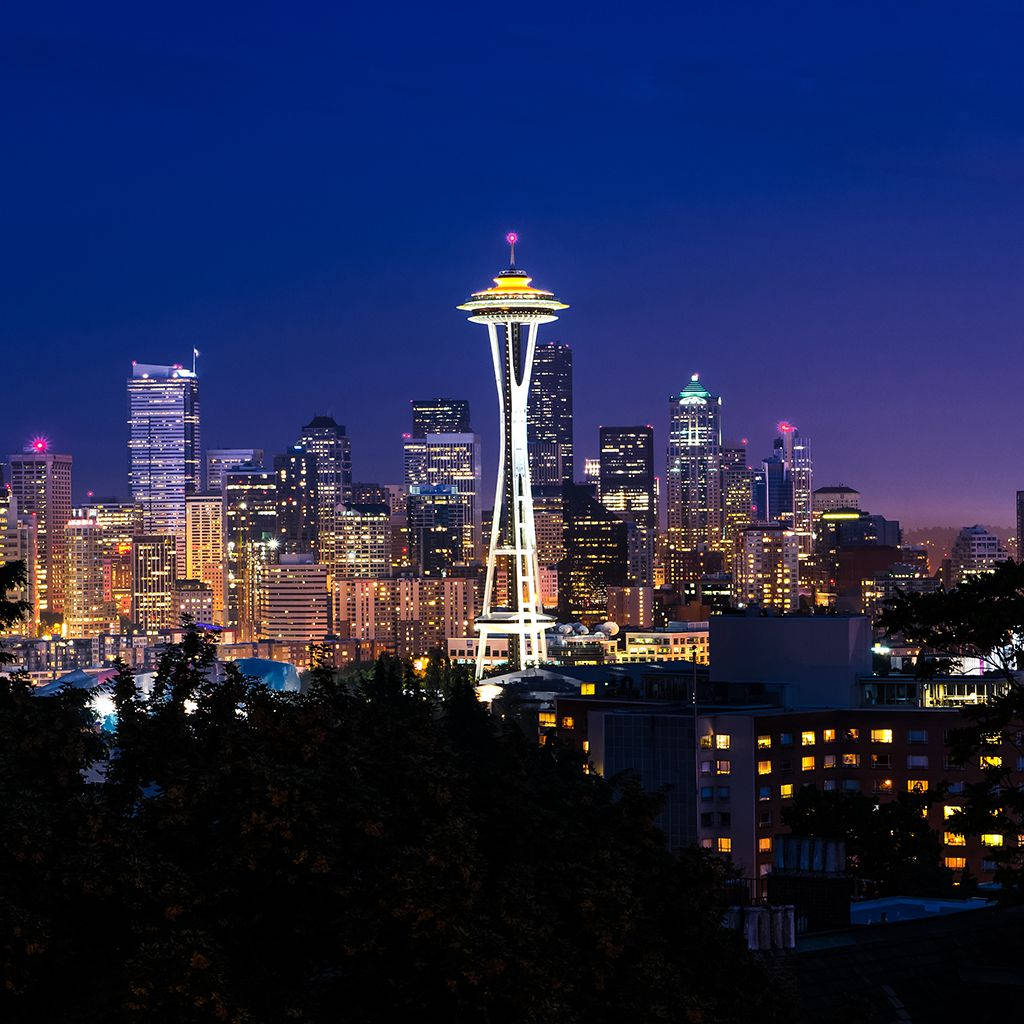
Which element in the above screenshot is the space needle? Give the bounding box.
[458,234,568,678]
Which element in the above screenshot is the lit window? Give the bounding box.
[700,735,713,749]
[716,760,731,775]
[561,716,575,729]
[981,833,1004,847]
[801,756,815,772]
[580,683,595,696]
[944,856,966,870]
[780,783,794,798]
[715,734,731,750]
[944,832,966,846]
[717,837,732,854]
[843,728,860,742]
[582,740,589,753]
[981,755,1003,769]
[871,729,893,744]
[822,728,836,743]
[538,712,556,727]
[842,753,860,768]
[757,735,771,749]
[700,838,713,849]
[944,805,962,819]
[757,760,772,775]
[907,779,928,793]
[758,837,772,853]
[801,731,816,746]
[823,755,837,769]
[874,778,893,793]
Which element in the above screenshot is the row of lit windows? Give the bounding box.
[756,727,906,748]
[757,753,936,773]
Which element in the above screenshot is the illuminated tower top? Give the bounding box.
[458,233,568,323]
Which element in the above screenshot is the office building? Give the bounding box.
[299,415,352,566]
[0,492,38,634]
[666,374,722,552]
[404,432,482,565]
[173,578,214,624]
[1017,491,1024,559]
[274,444,318,554]
[63,518,112,638]
[528,340,573,485]
[813,486,861,512]
[459,240,563,675]
[224,467,279,640]
[599,426,655,585]
[131,534,177,632]
[263,554,330,642]
[720,442,754,557]
[783,426,814,557]
[606,585,656,629]
[559,483,629,624]
[334,503,391,579]
[185,494,227,625]
[206,449,264,493]
[8,442,73,615]
[734,523,799,613]
[410,399,471,437]
[861,563,942,623]
[127,362,200,569]
[950,526,1008,584]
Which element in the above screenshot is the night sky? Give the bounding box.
[4,3,1023,526]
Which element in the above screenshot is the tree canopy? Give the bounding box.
[0,628,788,1023]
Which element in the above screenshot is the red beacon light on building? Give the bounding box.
[777,421,795,434]
[30,436,49,453]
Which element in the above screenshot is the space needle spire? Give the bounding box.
[458,235,568,678]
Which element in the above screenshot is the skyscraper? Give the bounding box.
[206,449,264,493]
[64,517,111,637]
[8,441,73,615]
[131,534,177,632]
[333,503,391,579]
[528,340,573,486]
[411,399,471,437]
[558,483,629,624]
[263,554,330,642]
[666,374,722,551]
[777,423,813,556]
[224,467,278,640]
[599,426,655,585]
[299,415,352,565]
[185,494,227,625]
[127,362,200,569]
[274,444,318,554]
[720,442,754,556]
[1016,491,1024,560]
[404,432,482,566]
[459,236,565,675]
[0,491,38,635]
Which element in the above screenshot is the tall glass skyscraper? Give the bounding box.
[410,399,471,437]
[528,340,573,485]
[127,362,200,570]
[599,426,655,585]
[299,415,352,566]
[666,374,722,551]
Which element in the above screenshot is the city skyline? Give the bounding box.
[6,6,1024,527]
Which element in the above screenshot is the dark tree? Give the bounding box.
[0,625,788,1023]
[879,560,1024,895]
[781,786,953,896]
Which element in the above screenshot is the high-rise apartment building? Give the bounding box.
[8,443,73,615]
[131,534,178,632]
[224,468,279,640]
[274,444,318,554]
[720,443,754,557]
[734,523,799,613]
[410,399,471,437]
[1016,491,1024,559]
[299,415,352,564]
[528,340,573,485]
[333,503,391,579]
[173,579,214,625]
[599,426,655,585]
[950,525,1008,584]
[63,518,111,638]
[206,449,264,494]
[185,494,227,625]
[812,486,860,512]
[263,554,330,642]
[776,424,813,556]
[667,374,722,553]
[127,363,200,570]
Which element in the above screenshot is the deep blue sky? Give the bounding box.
[3,2,1023,526]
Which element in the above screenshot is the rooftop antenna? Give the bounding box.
[506,231,518,269]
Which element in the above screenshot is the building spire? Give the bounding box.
[506,231,518,269]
